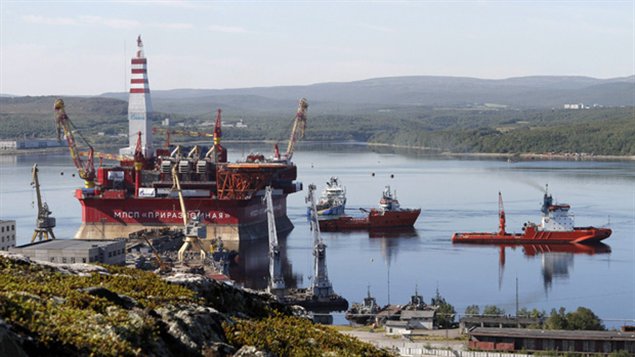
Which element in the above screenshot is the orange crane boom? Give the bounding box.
[285,98,308,161]
[53,99,95,188]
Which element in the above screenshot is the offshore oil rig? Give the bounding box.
[54,36,307,248]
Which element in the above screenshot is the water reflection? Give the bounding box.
[466,243,612,292]
[228,231,302,290]
[368,227,420,265]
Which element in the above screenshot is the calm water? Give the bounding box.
[1,144,634,327]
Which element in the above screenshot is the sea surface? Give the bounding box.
[1,143,634,327]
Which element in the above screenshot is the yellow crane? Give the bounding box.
[172,165,207,262]
[284,98,308,161]
[31,164,56,242]
[53,99,96,188]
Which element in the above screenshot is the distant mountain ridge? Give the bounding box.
[100,75,635,110]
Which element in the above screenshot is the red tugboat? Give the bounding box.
[452,187,612,244]
[318,186,420,232]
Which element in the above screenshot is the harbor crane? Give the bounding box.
[30,164,56,242]
[264,186,285,297]
[283,98,308,161]
[53,99,96,188]
[306,183,334,299]
[172,166,207,262]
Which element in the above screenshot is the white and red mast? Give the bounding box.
[121,35,153,157]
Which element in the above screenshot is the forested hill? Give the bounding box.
[101,75,635,109]
[1,79,634,156]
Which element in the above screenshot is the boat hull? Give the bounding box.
[451,227,612,244]
[319,209,420,232]
[75,189,293,248]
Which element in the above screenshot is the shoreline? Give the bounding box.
[366,142,635,162]
[2,141,634,162]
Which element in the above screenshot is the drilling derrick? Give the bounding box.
[265,186,285,296]
[306,184,334,299]
[30,164,56,242]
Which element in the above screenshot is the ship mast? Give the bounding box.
[307,184,334,299]
[265,186,285,296]
[30,164,56,242]
[498,191,506,235]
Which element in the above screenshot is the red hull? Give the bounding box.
[319,209,420,232]
[75,189,292,242]
[452,226,612,244]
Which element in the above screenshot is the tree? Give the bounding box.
[464,305,480,316]
[545,307,568,330]
[517,307,545,319]
[431,289,456,329]
[566,307,605,331]
[482,305,505,317]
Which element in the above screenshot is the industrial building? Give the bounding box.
[10,239,126,265]
[0,139,64,151]
[468,327,635,354]
[1,220,16,251]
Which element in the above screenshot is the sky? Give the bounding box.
[1,0,633,96]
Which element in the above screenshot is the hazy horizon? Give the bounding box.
[1,1,633,96]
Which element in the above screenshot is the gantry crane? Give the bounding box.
[306,183,334,299]
[172,165,207,262]
[284,98,308,161]
[30,163,56,242]
[53,99,95,188]
[265,186,285,296]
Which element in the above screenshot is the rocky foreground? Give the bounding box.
[0,252,392,356]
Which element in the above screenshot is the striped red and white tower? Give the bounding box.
[121,35,153,157]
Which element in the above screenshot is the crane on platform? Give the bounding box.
[172,166,207,262]
[283,98,308,161]
[153,109,227,162]
[306,183,334,299]
[264,186,285,297]
[53,99,95,188]
[30,164,56,242]
[498,191,506,236]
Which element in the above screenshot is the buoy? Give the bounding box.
[371,172,375,177]
[390,174,394,178]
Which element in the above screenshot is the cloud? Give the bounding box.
[79,16,140,29]
[21,14,193,31]
[154,23,194,30]
[207,25,249,34]
[356,22,396,33]
[22,15,79,26]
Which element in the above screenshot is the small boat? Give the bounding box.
[313,177,346,217]
[452,187,611,244]
[318,186,420,231]
[345,287,382,325]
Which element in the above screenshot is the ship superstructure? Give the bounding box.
[315,176,346,217]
